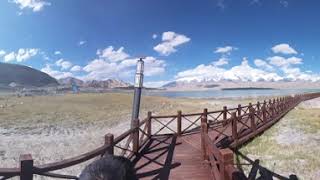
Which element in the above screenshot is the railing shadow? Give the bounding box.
[132,134,181,180]
[233,149,298,180]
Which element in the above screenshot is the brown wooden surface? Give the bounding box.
[133,133,211,180]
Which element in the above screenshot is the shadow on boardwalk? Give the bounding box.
[132,135,180,179]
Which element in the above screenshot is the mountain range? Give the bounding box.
[0,63,131,89]
[1,62,320,90]
[58,77,131,88]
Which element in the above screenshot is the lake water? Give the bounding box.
[144,89,320,99]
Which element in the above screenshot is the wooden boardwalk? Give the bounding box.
[133,132,212,180]
[132,95,305,179]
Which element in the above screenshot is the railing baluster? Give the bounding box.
[177,110,182,136]
[147,111,152,137]
[257,101,261,116]
[231,112,238,143]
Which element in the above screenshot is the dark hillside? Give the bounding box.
[0,63,58,87]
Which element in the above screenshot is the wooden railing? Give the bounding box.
[199,93,320,180]
[1,92,320,180]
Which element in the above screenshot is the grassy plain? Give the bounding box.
[0,92,262,129]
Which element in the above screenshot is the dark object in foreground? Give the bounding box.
[79,155,138,180]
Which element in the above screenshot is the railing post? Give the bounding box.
[132,118,139,153]
[201,121,208,161]
[231,112,238,142]
[223,106,227,121]
[237,104,241,116]
[202,108,208,125]
[262,104,267,122]
[177,110,182,136]
[247,103,252,117]
[268,99,273,117]
[248,103,252,114]
[201,109,208,160]
[104,133,114,155]
[220,149,234,180]
[147,111,152,137]
[250,108,256,133]
[20,154,33,180]
[273,99,276,115]
[276,98,279,113]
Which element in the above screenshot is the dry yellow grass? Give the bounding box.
[0,92,262,129]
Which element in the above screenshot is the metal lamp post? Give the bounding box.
[131,58,144,128]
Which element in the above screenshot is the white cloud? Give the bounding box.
[175,57,283,82]
[83,46,166,80]
[281,66,320,82]
[143,56,166,76]
[0,50,6,57]
[11,0,51,12]
[70,65,82,72]
[3,48,39,62]
[175,64,226,82]
[175,55,320,83]
[152,34,157,39]
[280,0,289,7]
[268,56,302,67]
[54,51,62,55]
[41,64,73,79]
[212,57,228,66]
[224,58,282,82]
[4,52,16,62]
[83,56,166,80]
[97,46,129,62]
[16,48,39,62]
[78,40,86,46]
[55,59,73,70]
[271,43,297,54]
[153,31,190,56]
[214,46,237,54]
[254,59,274,71]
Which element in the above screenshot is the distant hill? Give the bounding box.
[0,63,58,87]
[58,77,131,89]
[58,77,84,86]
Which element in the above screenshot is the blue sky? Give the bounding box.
[0,0,320,87]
